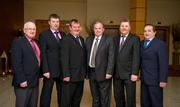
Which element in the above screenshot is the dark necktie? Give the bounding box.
[90,37,99,67]
[144,40,150,48]
[54,32,61,42]
[76,36,82,47]
[119,36,125,52]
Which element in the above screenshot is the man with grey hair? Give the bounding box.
[86,21,114,107]
[11,21,41,107]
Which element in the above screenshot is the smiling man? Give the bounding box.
[39,14,66,107]
[60,19,87,107]
[140,24,168,107]
[86,20,115,107]
[113,19,140,107]
[11,21,40,107]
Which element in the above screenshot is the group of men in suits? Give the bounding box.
[11,13,168,107]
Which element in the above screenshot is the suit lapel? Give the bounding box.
[96,35,106,55]
[143,38,155,49]
[23,37,39,65]
[68,33,84,49]
[87,36,94,60]
[115,35,120,49]
[120,34,132,51]
[89,36,94,49]
[79,37,85,48]
[48,29,60,43]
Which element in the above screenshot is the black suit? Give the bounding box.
[140,38,168,107]
[60,34,86,107]
[39,29,66,107]
[11,36,40,107]
[86,35,114,107]
[113,33,140,107]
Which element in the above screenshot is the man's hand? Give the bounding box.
[20,81,28,88]
[39,77,43,82]
[159,82,167,88]
[63,77,70,82]
[131,74,138,82]
[43,72,50,79]
[105,74,112,79]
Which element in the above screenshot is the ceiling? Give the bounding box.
[25,0,87,2]
[25,0,178,2]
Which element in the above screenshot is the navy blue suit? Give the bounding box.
[11,36,40,107]
[140,37,168,107]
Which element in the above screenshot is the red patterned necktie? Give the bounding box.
[30,40,40,66]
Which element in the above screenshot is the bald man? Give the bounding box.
[11,21,41,107]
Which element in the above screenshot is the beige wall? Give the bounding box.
[24,0,87,36]
[147,0,180,25]
[147,0,180,64]
[24,1,87,22]
[24,0,129,36]
[24,0,180,29]
[86,0,129,26]
[24,0,180,64]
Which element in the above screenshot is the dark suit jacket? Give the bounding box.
[39,29,66,78]
[11,36,40,88]
[140,37,168,86]
[114,33,140,79]
[86,35,114,81]
[60,33,87,82]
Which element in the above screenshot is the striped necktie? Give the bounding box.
[30,40,40,66]
[119,36,125,52]
[144,40,150,48]
[54,32,61,42]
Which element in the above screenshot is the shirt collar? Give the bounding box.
[146,37,155,42]
[95,35,102,40]
[121,33,129,37]
[25,36,33,42]
[72,35,80,39]
[50,29,59,34]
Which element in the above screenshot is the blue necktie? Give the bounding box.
[144,40,150,48]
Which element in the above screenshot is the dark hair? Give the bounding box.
[69,19,80,26]
[92,20,104,28]
[120,18,130,25]
[48,14,60,21]
[144,24,156,32]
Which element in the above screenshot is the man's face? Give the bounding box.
[69,22,81,36]
[144,25,156,40]
[48,18,60,31]
[93,23,104,36]
[23,22,36,39]
[119,22,131,35]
